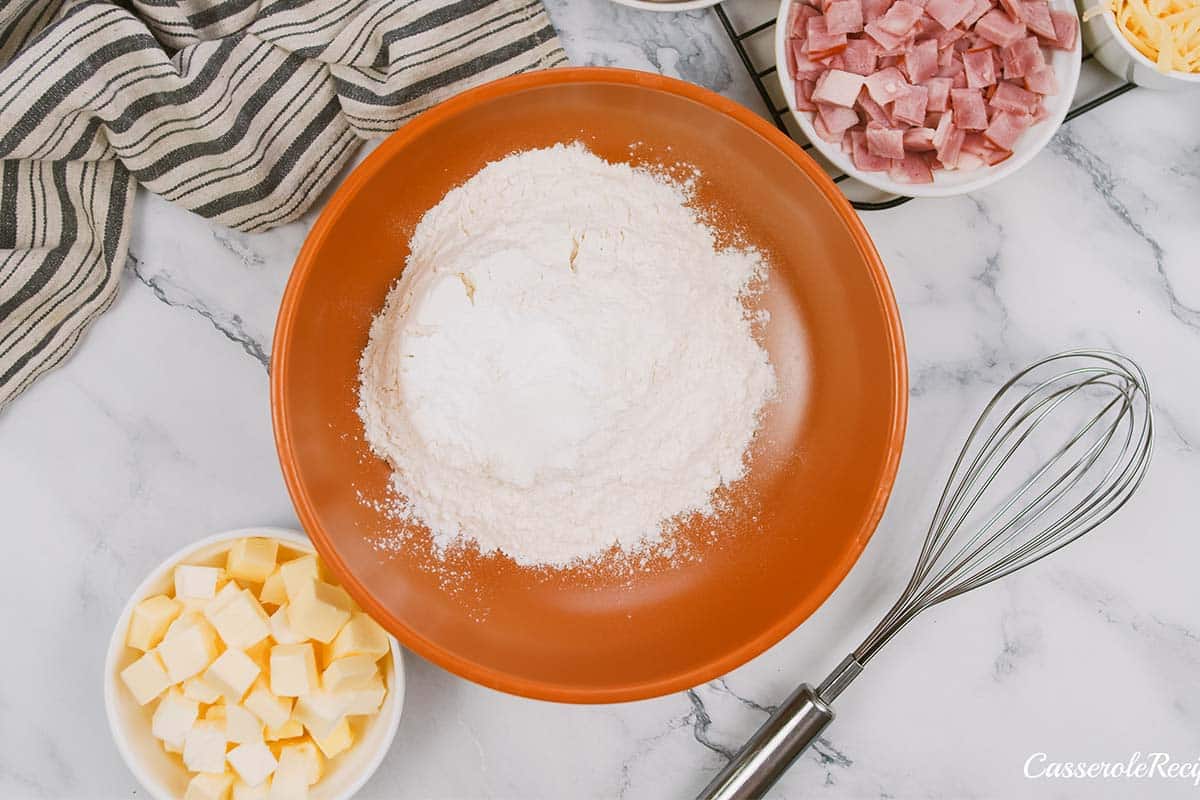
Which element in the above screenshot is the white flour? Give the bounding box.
[357,144,776,567]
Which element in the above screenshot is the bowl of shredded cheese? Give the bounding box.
[1080,0,1200,87]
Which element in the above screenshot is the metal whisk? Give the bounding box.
[698,350,1154,800]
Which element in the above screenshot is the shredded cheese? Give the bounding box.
[1088,0,1200,72]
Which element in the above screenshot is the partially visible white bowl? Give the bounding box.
[774,0,1083,197]
[1079,1,1200,89]
[609,0,722,10]
[104,528,405,800]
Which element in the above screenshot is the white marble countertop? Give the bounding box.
[2,1,1199,798]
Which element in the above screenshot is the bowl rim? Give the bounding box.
[608,0,723,10]
[270,65,908,704]
[1089,3,1200,83]
[103,527,406,800]
[773,0,1083,198]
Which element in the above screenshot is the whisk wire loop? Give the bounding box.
[851,351,1152,667]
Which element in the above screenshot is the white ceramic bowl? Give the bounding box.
[104,528,405,800]
[608,0,723,9]
[1079,2,1200,89]
[774,0,1083,197]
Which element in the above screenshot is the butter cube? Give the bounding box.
[311,717,354,759]
[286,581,352,644]
[183,719,228,774]
[269,644,319,697]
[232,780,269,800]
[259,570,287,607]
[292,690,349,739]
[228,741,277,787]
[264,718,304,742]
[206,581,243,617]
[280,740,322,785]
[266,754,308,800]
[184,772,233,800]
[225,704,264,745]
[157,618,220,683]
[244,680,293,729]
[342,673,387,715]
[120,651,171,705]
[183,675,223,704]
[127,594,183,651]
[206,649,261,702]
[228,538,278,584]
[205,704,226,722]
[329,613,389,661]
[278,556,319,602]
[208,590,271,650]
[321,655,377,692]
[175,565,223,600]
[151,689,199,749]
[268,606,302,646]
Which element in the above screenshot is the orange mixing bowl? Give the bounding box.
[271,67,906,703]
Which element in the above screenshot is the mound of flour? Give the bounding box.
[357,144,775,567]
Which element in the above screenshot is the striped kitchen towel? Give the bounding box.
[0,0,565,411]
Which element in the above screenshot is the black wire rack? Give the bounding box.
[714,3,1136,210]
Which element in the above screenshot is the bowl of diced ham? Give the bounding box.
[775,0,1081,196]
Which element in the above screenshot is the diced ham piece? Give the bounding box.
[931,109,954,149]
[975,10,1027,47]
[789,2,821,36]
[935,26,968,49]
[811,114,844,144]
[849,130,897,170]
[903,126,937,150]
[807,17,849,58]
[1024,65,1058,94]
[842,38,879,74]
[865,122,907,158]
[813,69,868,107]
[998,0,1023,22]
[795,79,819,111]
[792,42,827,78]
[857,87,892,121]
[950,87,988,129]
[963,48,997,87]
[904,39,940,83]
[1001,36,1045,78]
[938,126,966,168]
[983,110,1030,149]
[863,21,907,50]
[818,102,862,134]
[1019,1,1056,38]
[1047,10,1078,49]
[889,152,935,182]
[826,0,866,34]
[962,0,994,26]
[923,76,953,111]
[877,0,925,35]
[892,84,930,125]
[851,129,894,171]
[925,0,974,28]
[862,0,895,21]
[989,80,1039,113]
[864,66,911,104]
[961,132,993,156]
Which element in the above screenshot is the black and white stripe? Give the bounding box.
[0,0,564,411]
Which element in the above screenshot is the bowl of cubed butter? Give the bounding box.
[104,528,404,800]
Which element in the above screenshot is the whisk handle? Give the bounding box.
[695,684,833,800]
